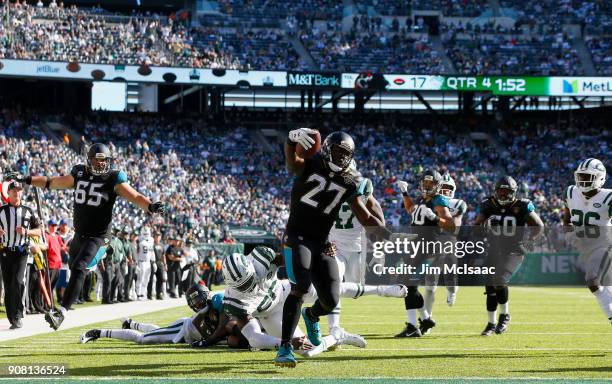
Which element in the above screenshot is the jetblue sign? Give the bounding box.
[287,72,341,88]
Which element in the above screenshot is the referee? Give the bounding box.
[0,181,41,329]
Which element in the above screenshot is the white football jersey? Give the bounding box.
[137,235,155,262]
[172,315,202,344]
[565,186,612,254]
[223,251,283,319]
[329,178,373,252]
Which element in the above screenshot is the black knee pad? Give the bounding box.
[495,286,509,304]
[404,286,424,309]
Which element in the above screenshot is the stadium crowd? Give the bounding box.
[0,108,609,324]
[0,0,610,75]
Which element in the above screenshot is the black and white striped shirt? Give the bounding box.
[0,204,40,248]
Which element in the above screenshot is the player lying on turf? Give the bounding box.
[563,158,612,325]
[79,282,232,345]
[193,246,405,356]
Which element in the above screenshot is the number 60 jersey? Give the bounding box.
[286,153,367,243]
[70,164,127,237]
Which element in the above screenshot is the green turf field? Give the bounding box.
[0,287,610,382]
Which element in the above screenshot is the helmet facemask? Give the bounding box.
[495,187,516,206]
[440,183,455,198]
[323,142,353,173]
[420,177,440,197]
[574,171,605,193]
[88,154,112,176]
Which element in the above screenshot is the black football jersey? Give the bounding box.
[70,164,127,237]
[479,197,535,250]
[286,154,366,243]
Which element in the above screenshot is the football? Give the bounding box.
[296,129,321,159]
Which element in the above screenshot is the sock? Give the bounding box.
[59,306,67,315]
[327,304,341,332]
[101,329,142,343]
[281,294,303,344]
[418,306,430,320]
[488,311,496,324]
[339,283,377,298]
[499,302,509,315]
[446,286,458,294]
[133,321,158,333]
[406,309,417,326]
[593,287,612,319]
[424,288,436,315]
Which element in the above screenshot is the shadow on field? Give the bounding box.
[515,367,612,374]
[68,362,236,376]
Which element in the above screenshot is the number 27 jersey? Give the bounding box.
[71,164,127,237]
[286,154,366,243]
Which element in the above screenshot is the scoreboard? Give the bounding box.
[341,74,612,96]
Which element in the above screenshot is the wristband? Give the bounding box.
[402,191,409,197]
[25,175,32,185]
[433,216,441,224]
[44,177,51,189]
[286,137,297,146]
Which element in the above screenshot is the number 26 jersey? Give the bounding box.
[286,154,367,243]
[70,164,127,237]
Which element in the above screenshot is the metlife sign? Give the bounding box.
[549,77,612,96]
[287,72,341,88]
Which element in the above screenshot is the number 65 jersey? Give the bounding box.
[565,185,612,255]
[286,153,367,243]
[70,164,127,237]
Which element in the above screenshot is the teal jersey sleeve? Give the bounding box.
[432,195,450,208]
[211,293,224,313]
[115,170,128,185]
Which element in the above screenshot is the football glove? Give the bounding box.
[288,128,317,150]
[148,201,166,214]
[396,180,408,194]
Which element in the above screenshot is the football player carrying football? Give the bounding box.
[563,158,612,324]
[278,129,386,367]
[474,176,544,336]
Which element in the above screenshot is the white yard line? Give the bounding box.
[0,298,186,343]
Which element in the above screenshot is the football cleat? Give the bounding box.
[418,317,436,335]
[481,322,496,336]
[274,344,297,367]
[121,317,132,330]
[80,329,101,344]
[301,308,322,346]
[45,309,64,330]
[395,322,422,338]
[495,314,511,334]
[377,284,408,298]
[331,327,366,348]
[446,292,457,306]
